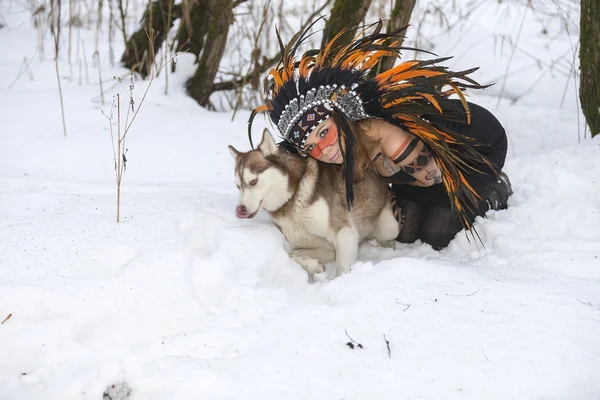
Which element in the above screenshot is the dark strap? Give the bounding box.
[393,137,420,163]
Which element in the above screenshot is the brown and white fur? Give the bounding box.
[228,130,401,278]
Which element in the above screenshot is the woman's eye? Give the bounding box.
[319,129,328,138]
[306,144,315,151]
[249,179,258,186]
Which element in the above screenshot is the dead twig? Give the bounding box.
[496,3,529,108]
[231,0,271,121]
[93,51,105,105]
[8,53,36,89]
[1,314,12,324]
[445,288,479,297]
[481,346,490,362]
[395,301,411,311]
[383,334,391,358]
[344,329,363,349]
[50,0,67,137]
[576,298,596,308]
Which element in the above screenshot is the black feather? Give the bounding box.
[247,109,258,149]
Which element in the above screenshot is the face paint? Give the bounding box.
[305,122,339,160]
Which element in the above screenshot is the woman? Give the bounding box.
[248,22,512,249]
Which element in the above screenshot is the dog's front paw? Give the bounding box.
[292,256,326,275]
[335,264,350,278]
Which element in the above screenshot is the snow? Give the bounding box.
[1,1,599,399]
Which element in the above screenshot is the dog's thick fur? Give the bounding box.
[229,130,400,278]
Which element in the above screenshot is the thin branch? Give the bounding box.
[344,329,363,349]
[445,288,479,297]
[212,0,331,94]
[101,97,119,179]
[576,298,594,307]
[1,314,12,324]
[383,334,391,358]
[212,53,280,92]
[50,0,67,137]
[232,0,248,8]
[116,0,128,49]
[122,47,182,140]
[81,39,89,84]
[496,3,528,108]
[231,0,271,120]
[481,346,490,362]
[8,53,37,89]
[93,51,105,105]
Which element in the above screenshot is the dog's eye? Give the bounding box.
[249,179,258,186]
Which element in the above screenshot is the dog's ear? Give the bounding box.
[228,145,241,161]
[258,129,278,156]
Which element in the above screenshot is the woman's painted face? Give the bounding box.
[302,118,343,164]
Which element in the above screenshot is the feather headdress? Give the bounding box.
[248,20,494,230]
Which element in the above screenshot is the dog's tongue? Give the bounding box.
[235,205,250,219]
[235,209,249,219]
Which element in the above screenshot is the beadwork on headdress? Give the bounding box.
[279,83,369,148]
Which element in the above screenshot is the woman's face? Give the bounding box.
[302,118,343,164]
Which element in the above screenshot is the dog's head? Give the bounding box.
[228,130,291,219]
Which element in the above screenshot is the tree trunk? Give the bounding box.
[174,0,210,60]
[324,0,372,46]
[186,0,233,106]
[375,0,416,75]
[579,0,600,137]
[120,0,181,77]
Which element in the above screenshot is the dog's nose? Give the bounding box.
[235,205,248,218]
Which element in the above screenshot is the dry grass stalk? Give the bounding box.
[68,0,73,79]
[50,0,67,137]
[81,39,89,84]
[1,314,12,324]
[116,0,129,48]
[93,51,105,105]
[95,0,104,54]
[102,37,182,222]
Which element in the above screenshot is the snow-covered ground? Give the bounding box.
[1,1,599,399]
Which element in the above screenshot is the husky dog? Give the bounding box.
[228,130,401,278]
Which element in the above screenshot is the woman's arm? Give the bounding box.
[369,119,442,187]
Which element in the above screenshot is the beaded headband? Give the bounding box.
[278,83,370,148]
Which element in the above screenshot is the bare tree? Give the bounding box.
[185,0,234,106]
[325,0,373,45]
[173,0,210,60]
[375,0,416,74]
[579,0,599,137]
[121,0,181,77]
